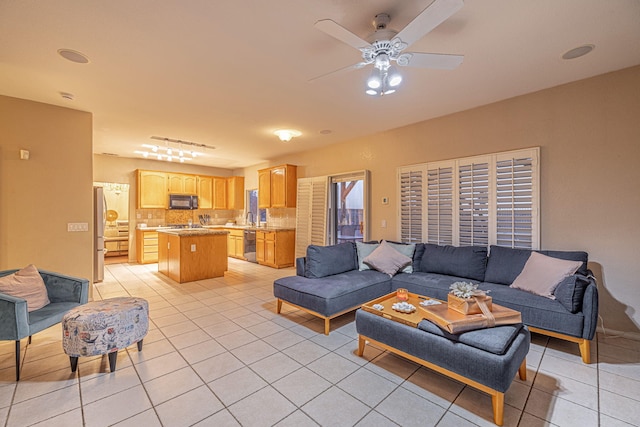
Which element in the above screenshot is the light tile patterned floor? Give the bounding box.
[1,259,639,426]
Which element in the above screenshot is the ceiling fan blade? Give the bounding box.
[315,19,371,50]
[395,0,464,48]
[308,61,368,83]
[402,52,464,69]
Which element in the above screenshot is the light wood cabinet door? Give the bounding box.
[265,232,276,265]
[197,176,213,209]
[227,176,245,210]
[168,173,197,195]
[256,231,266,263]
[184,175,197,195]
[258,169,271,209]
[257,165,297,208]
[136,229,159,263]
[213,177,227,209]
[137,170,167,209]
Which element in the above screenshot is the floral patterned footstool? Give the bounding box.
[62,297,149,372]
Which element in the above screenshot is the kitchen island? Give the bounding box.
[157,229,229,283]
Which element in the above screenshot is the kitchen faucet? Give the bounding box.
[246,211,254,227]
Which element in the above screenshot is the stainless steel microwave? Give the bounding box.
[169,194,198,210]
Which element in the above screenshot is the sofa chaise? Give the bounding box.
[273,241,598,363]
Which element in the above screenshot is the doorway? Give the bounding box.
[329,171,369,245]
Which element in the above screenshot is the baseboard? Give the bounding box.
[596,326,640,342]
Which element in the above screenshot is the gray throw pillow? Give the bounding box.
[355,241,379,271]
[553,274,590,313]
[363,241,412,277]
[384,241,416,273]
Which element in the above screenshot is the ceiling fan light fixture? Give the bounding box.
[366,68,382,89]
[366,88,378,96]
[387,66,402,87]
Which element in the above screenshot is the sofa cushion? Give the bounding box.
[384,241,416,273]
[485,245,589,285]
[274,270,392,316]
[305,243,357,278]
[355,241,379,271]
[363,241,412,277]
[412,243,425,272]
[510,252,582,299]
[480,282,585,337]
[420,244,488,282]
[418,320,523,355]
[553,274,591,313]
[0,264,50,312]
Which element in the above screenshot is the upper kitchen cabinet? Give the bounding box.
[227,176,245,210]
[137,170,167,209]
[168,173,197,195]
[258,164,297,208]
[213,177,227,210]
[197,176,213,209]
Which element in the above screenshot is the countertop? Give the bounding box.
[156,229,229,237]
[138,225,295,232]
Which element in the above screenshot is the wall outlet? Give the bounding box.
[191,244,196,252]
[148,213,153,219]
[382,197,389,205]
[136,213,142,219]
[67,222,89,232]
[381,219,387,228]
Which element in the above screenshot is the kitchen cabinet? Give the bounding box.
[197,176,213,209]
[227,229,245,259]
[257,165,297,208]
[227,176,245,210]
[136,229,159,264]
[256,230,295,268]
[213,177,227,210]
[168,173,197,195]
[137,170,167,208]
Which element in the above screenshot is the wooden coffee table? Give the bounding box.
[357,292,529,426]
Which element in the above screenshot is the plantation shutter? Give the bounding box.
[495,150,539,249]
[295,176,329,258]
[426,163,454,245]
[398,167,425,243]
[458,159,490,246]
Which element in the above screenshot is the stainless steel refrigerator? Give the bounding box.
[94,186,105,282]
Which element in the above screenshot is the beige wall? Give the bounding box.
[250,66,640,336]
[0,95,93,282]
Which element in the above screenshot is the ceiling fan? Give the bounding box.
[313,0,464,96]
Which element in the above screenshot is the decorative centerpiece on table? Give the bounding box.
[447,281,493,315]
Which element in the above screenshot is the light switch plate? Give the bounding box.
[67,222,89,232]
[191,244,196,252]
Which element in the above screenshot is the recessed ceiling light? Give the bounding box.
[57,49,90,64]
[562,44,595,60]
[320,129,332,135]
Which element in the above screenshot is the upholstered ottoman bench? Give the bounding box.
[356,309,530,426]
[62,297,149,372]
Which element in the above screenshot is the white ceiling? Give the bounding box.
[1,0,639,169]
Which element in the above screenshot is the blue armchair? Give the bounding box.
[0,269,89,381]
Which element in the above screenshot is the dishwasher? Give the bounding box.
[243,229,257,263]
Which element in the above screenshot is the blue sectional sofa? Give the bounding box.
[273,241,598,363]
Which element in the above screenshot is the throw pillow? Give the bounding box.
[355,241,379,271]
[363,240,412,277]
[510,252,583,299]
[305,243,357,278]
[553,274,590,313]
[0,264,50,312]
[384,241,416,273]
